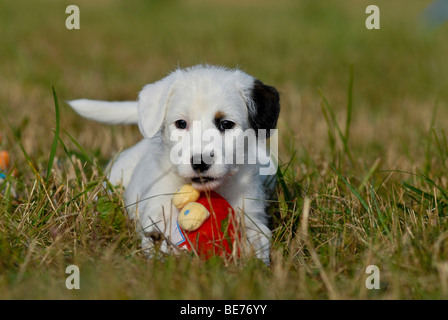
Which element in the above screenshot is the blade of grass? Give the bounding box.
[319,96,336,155]
[424,100,438,176]
[358,158,381,192]
[46,86,60,183]
[432,128,448,171]
[276,152,296,202]
[62,129,95,167]
[319,89,355,166]
[57,135,82,182]
[330,162,370,213]
[378,169,448,201]
[442,128,448,155]
[345,65,354,141]
[402,182,434,202]
[370,183,392,240]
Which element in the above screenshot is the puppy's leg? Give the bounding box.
[223,174,272,264]
[139,197,178,255]
[124,160,185,257]
[241,212,271,265]
[107,139,148,189]
[138,193,190,257]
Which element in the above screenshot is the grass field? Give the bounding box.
[1,0,448,299]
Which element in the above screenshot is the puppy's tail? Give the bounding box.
[67,99,139,124]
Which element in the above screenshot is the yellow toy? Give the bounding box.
[173,185,209,231]
[172,184,200,209]
[178,202,210,231]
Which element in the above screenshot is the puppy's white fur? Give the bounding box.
[68,65,280,264]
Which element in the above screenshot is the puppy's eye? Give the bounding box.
[218,120,235,132]
[175,120,188,129]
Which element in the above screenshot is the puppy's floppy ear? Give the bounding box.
[137,72,178,138]
[247,79,280,138]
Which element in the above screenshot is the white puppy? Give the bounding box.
[68,65,280,264]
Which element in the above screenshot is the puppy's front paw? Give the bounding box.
[139,204,180,257]
[245,222,272,265]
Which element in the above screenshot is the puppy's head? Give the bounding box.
[138,65,280,190]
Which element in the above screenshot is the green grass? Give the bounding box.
[1,0,448,299]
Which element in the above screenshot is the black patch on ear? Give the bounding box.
[249,80,280,138]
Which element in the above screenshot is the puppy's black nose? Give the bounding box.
[191,155,211,173]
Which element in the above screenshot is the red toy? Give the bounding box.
[173,185,239,260]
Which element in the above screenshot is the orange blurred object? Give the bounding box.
[0,150,10,170]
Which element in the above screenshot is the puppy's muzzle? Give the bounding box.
[191,153,212,173]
